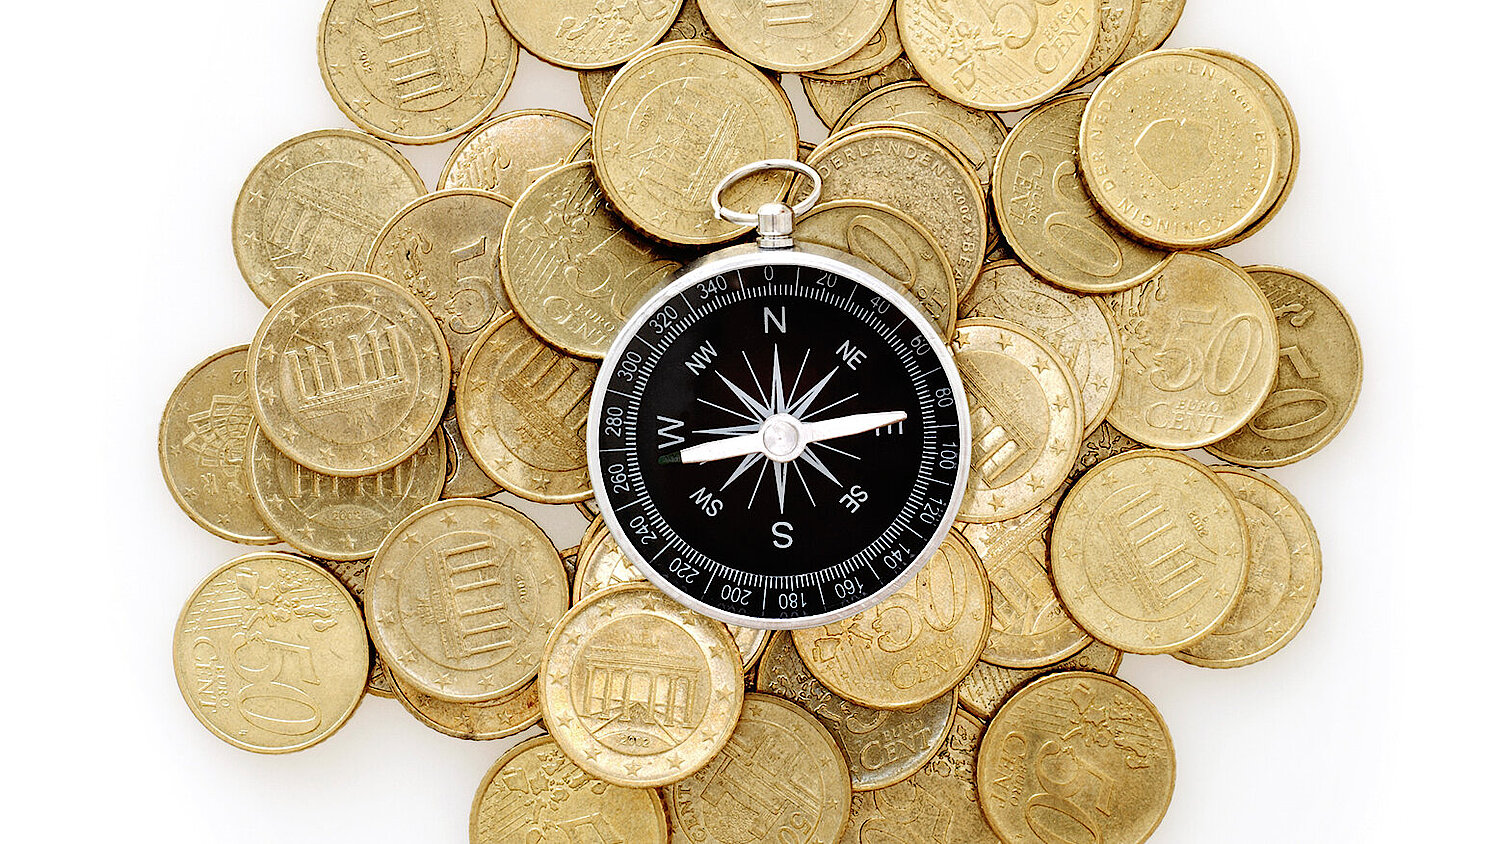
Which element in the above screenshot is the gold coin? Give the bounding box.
[666,693,853,842]
[232,130,425,306]
[840,711,998,844]
[897,0,1098,111]
[493,0,682,69]
[440,400,501,499]
[802,56,918,128]
[1067,420,1144,488]
[594,42,798,245]
[367,189,515,378]
[803,9,902,81]
[250,271,451,477]
[957,639,1122,720]
[1071,0,1142,88]
[539,584,744,787]
[1080,50,1282,248]
[317,0,518,144]
[793,530,990,709]
[757,632,957,792]
[1207,267,1362,467]
[962,262,1123,433]
[1051,449,1249,654]
[993,94,1170,294]
[804,125,987,298]
[976,672,1174,844]
[438,109,591,199]
[456,313,596,503]
[1176,467,1321,668]
[160,346,277,544]
[319,558,394,698]
[577,1,722,116]
[834,80,1009,196]
[248,426,445,561]
[390,672,542,740]
[698,0,892,73]
[172,552,368,753]
[1115,0,1186,65]
[795,199,958,339]
[953,319,1084,522]
[366,498,570,701]
[962,506,1092,668]
[1105,252,1280,449]
[502,161,681,358]
[470,735,670,843]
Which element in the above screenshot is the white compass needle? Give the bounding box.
[801,411,907,445]
[667,411,907,466]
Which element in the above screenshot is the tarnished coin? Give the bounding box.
[1115,0,1187,65]
[492,0,682,69]
[962,262,1123,433]
[160,346,277,544]
[666,693,852,843]
[757,632,956,792]
[1207,267,1362,467]
[440,401,501,499]
[962,506,1091,668]
[958,639,1122,720]
[577,1,721,116]
[594,42,798,245]
[803,9,902,81]
[232,130,425,306]
[470,735,669,844]
[1176,468,1321,668]
[390,673,542,740]
[367,189,515,378]
[501,161,681,358]
[699,0,892,73]
[318,0,518,144]
[804,126,987,298]
[172,552,368,753]
[438,109,591,198]
[320,558,394,698]
[1080,50,1282,249]
[1106,252,1280,449]
[249,271,451,477]
[795,200,958,339]
[248,426,445,561]
[834,80,1009,195]
[1071,0,1142,88]
[897,0,1098,111]
[792,530,990,709]
[953,320,1084,522]
[456,313,596,503]
[977,672,1175,844]
[366,498,569,701]
[802,56,918,128]
[993,94,1170,294]
[1051,449,1249,654]
[539,584,744,787]
[839,711,998,844]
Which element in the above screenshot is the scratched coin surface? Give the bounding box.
[594,42,798,244]
[172,552,369,753]
[1071,0,1141,88]
[962,262,1122,433]
[318,0,519,143]
[248,426,444,561]
[666,693,852,844]
[699,0,892,73]
[367,189,515,378]
[976,672,1175,844]
[1080,50,1282,249]
[366,498,570,701]
[757,632,956,791]
[539,584,745,787]
[1176,468,1321,669]
[834,81,1009,195]
[1207,269,1361,467]
[390,672,542,740]
[1105,252,1280,449]
[993,94,1170,294]
[438,109,591,198]
[795,200,958,339]
[792,530,990,709]
[802,56,918,128]
[456,313,596,503]
[958,639,1122,720]
[492,0,682,69]
[232,130,426,306]
[501,162,681,358]
[250,271,451,476]
[1115,0,1186,64]
[803,9,901,80]
[469,735,670,843]
[440,401,501,499]
[839,711,998,844]
[160,347,278,544]
[1051,449,1249,654]
[320,558,394,698]
[953,320,1084,522]
[897,0,1098,111]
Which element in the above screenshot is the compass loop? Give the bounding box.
[710,159,821,249]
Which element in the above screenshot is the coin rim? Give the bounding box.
[436,108,592,191]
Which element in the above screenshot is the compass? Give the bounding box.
[587,161,971,629]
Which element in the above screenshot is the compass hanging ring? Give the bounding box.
[710,159,822,250]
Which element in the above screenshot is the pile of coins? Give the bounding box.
[163,1,1361,841]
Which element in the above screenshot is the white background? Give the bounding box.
[3,0,1493,841]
